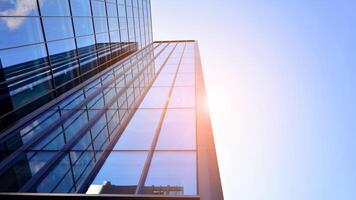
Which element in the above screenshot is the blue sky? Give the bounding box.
[152,1,356,199]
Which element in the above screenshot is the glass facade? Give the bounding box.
[0,41,203,196]
[0,1,223,199]
[0,0,153,131]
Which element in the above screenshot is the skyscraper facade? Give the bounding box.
[0,0,152,130]
[0,1,223,200]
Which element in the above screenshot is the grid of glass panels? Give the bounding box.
[0,0,153,131]
[90,42,198,196]
[0,42,165,193]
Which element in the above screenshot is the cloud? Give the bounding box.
[0,0,40,30]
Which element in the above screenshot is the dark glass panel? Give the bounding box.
[39,0,71,16]
[0,43,52,109]
[73,17,94,36]
[26,151,56,175]
[31,127,65,151]
[0,17,43,49]
[70,0,92,16]
[43,18,74,41]
[47,39,79,89]
[36,154,74,193]
[144,152,197,195]
[113,109,163,150]
[156,109,196,150]
[76,35,98,76]
[90,151,148,194]
[63,110,88,141]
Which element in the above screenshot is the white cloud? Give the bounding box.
[0,0,40,30]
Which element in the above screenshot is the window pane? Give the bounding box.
[96,32,109,43]
[43,18,73,41]
[0,43,47,67]
[73,17,94,36]
[114,109,163,150]
[0,0,39,16]
[156,109,196,150]
[110,31,120,43]
[89,152,148,194]
[0,17,43,49]
[139,87,169,109]
[152,74,174,87]
[94,18,108,33]
[47,38,76,56]
[168,87,195,108]
[117,4,126,17]
[70,0,92,16]
[39,0,71,16]
[91,0,106,17]
[108,18,119,31]
[175,73,195,86]
[144,152,197,195]
[106,3,117,17]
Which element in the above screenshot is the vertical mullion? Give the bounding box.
[104,1,113,54]
[135,42,184,194]
[89,0,100,68]
[36,0,57,98]
[148,0,153,43]
[68,0,83,83]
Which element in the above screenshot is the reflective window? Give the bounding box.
[119,17,128,30]
[110,31,120,43]
[91,151,148,192]
[156,109,196,150]
[91,0,106,17]
[160,64,178,74]
[96,32,109,43]
[0,0,39,16]
[152,74,174,87]
[0,43,47,67]
[43,18,74,41]
[47,38,76,55]
[106,3,117,17]
[70,0,92,16]
[39,0,71,16]
[144,152,197,195]
[0,17,44,49]
[178,63,195,73]
[168,87,195,108]
[117,4,126,17]
[114,109,163,150]
[175,73,195,86]
[139,87,170,109]
[108,18,119,31]
[36,155,74,193]
[76,35,96,48]
[94,18,108,33]
[73,18,94,36]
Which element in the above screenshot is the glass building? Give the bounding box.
[0,1,223,200]
[0,0,152,130]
